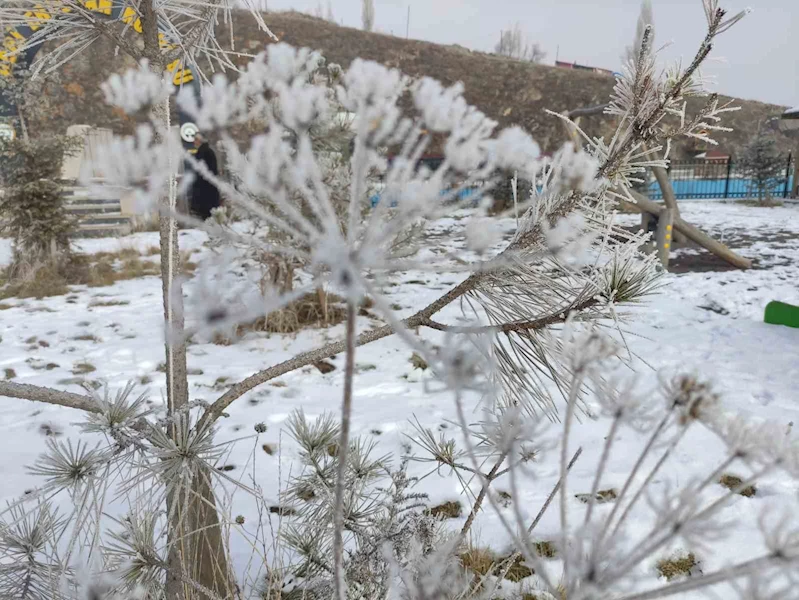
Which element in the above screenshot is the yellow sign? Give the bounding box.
[0,2,196,86]
[82,0,112,15]
[121,7,143,33]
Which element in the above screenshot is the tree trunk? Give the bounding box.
[645,143,686,244]
[139,2,234,597]
[18,109,30,144]
[164,466,238,600]
[655,207,675,268]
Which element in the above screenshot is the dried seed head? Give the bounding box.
[669,375,719,424]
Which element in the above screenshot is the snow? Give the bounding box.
[1,200,799,595]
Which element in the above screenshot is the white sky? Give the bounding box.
[256,0,798,107]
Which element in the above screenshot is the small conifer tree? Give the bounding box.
[738,132,787,204]
[0,134,82,281]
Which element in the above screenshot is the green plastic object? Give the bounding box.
[764,301,799,329]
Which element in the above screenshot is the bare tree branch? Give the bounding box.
[0,381,98,413]
[199,278,475,428]
[422,297,599,334]
[567,104,610,119]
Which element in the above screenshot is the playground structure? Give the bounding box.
[561,103,753,270]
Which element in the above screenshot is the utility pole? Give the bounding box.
[406,5,410,38]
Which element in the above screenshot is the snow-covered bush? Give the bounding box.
[5,2,794,600]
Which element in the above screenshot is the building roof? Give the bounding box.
[695,149,730,160]
[783,106,799,119]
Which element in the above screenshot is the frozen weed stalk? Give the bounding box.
[2,1,797,599]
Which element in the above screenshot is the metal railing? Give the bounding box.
[646,155,795,200]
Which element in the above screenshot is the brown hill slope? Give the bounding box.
[36,10,794,159]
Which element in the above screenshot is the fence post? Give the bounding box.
[656,208,675,269]
[723,159,732,199]
[784,153,793,199]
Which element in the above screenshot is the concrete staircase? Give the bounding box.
[62,184,132,238]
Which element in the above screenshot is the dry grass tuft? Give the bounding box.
[72,334,101,342]
[718,474,757,497]
[458,547,533,582]
[497,490,512,507]
[4,368,16,380]
[89,299,130,307]
[1,249,198,301]
[656,552,699,581]
[523,586,567,600]
[0,264,70,299]
[243,291,349,337]
[425,500,462,519]
[268,505,298,517]
[313,360,336,374]
[212,377,230,391]
[26,359,59,371]
[39,423,63,437]
[71,362,96,375]
[458,547,494,578]
[410,352,429,370]
[502,556,534,583]
[0,302,14,310]
[575,488,618,504]
[210,290,359,344]
[533,540,558,559]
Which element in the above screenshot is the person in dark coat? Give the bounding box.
[189,132,221,221]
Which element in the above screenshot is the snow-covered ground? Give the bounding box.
[1,200,798,596]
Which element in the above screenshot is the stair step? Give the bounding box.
[78,214,131,226]
[63,196,121,205]
[77,222,132,233]
[74,227,131,239]
[67,204,123,215]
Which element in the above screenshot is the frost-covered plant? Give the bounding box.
[0,503,69,600]
[1,2,781,600]
[212,56,382,300]
[0,385,246,599]
[278,411,440,599]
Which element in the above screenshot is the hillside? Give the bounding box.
[33,10,795,159]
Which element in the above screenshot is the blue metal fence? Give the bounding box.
[647,155,795,200]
